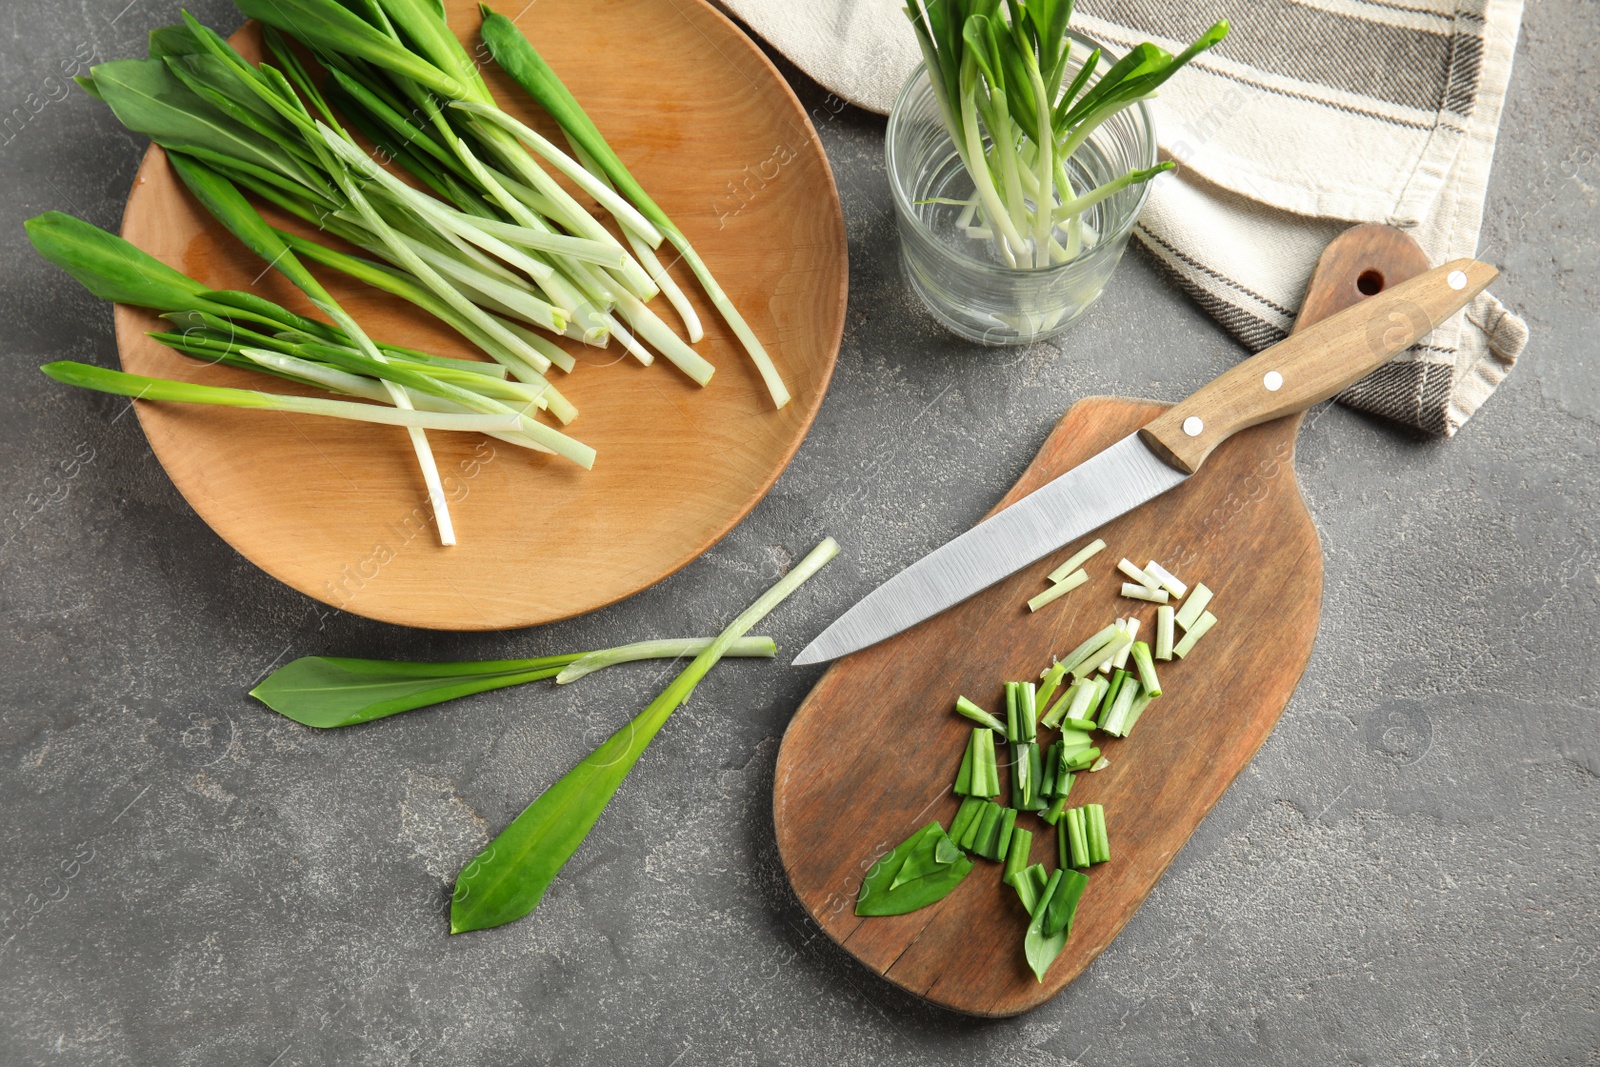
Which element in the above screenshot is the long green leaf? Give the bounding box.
[232,0,466,101]
[250,637,777,728]
[25,211,206,309]
[38,360,523,435]
[89,58,317,189]
[449,538,839,933]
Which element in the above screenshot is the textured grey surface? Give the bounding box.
[1,1,1596,1064]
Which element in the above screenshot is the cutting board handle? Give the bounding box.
[1138,227,1496,474]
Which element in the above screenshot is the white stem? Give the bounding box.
[625,225,703,342]
[451,101,666,246]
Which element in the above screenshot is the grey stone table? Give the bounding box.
[1,2,1595,1063]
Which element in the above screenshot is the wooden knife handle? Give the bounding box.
[1137,256,1498,474]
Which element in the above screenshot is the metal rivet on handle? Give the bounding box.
[1447,269,1467,290]
[1263,370,1284,392]
[1182,416,1204,437]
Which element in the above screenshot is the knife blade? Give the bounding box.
[793,256,1497,666]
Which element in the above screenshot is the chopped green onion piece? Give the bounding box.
[1086,626,1134,678]
[1089,756,1109,772]
[1006,868,1040,915]
[1010,741,1030,809]
[1027,567,1087,611]
[1004,826,1034,882]
[1155,604,1177,661]
[1041,867,1089,938]
[1056,676,1100,727]
[1036,661,1068,710]
[1006,859,1047,916]
[974,728,1000,797]
[1038,676,1077,729]
[1173,610,1218,658]
[1117,558,1158,587]
[1123,687,1156,735]
[969,802,1002,854]
[992,807,1018,861]
[1176,583,1214,630]
[949,796,984,847]
[1040,740,1059,798]
[1059,623,1120,677]
[1018,682,1038,742]
[1042,794,1069,825]
[1098,669,1129,726]
[1130,641,1162,699]
[1064,807,1090,868]
[1063,746,1101,772]
[1086,804,1110,863]
[955,695,1006,733]
[1121,582,1169,603]
[954,730,976,795]
[1048,538,1106,584]
[1012,742,1046,812]
[1102,677,1141,737]
[1058,728,1095,752]
[1004,682,1020,742]
[1144,560,1188,599]
[1111,618,1140,670]
[1059,680,1106,733]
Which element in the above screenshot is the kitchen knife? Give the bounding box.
[794,257,1496,666]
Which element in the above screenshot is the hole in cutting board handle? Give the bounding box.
[1356,269,1385,295]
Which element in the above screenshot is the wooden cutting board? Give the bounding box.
[112,0,845,630]
[773,225,1432,1016]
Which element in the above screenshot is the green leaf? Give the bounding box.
[88,58,315,189]
[962,15,1001,89]
[890,823,960,889]
[163,54,299,143]
[856,821,974,916]
[1024,868,1068,981]
[372,0,488,101]
[148,24,203,60]
[233,0,466,102]
[1041,866,1088,937]
[197,288,340,340]
[24,211,205,310]
[249,654,577,728]
[166,152,329,303]
[450,540,839,934]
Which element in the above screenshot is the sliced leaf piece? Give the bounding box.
[1041,867,1089,937]
[857,821,973,916]
[1025,869,1068,982]
[891,823,959,889]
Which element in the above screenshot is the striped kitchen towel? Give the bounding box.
[716,0,1528,435]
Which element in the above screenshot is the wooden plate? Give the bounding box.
[113,0,845,630]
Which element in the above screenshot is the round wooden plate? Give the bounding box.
[113,0,845,630]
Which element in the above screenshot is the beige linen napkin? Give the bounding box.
[717,0,1527,434]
